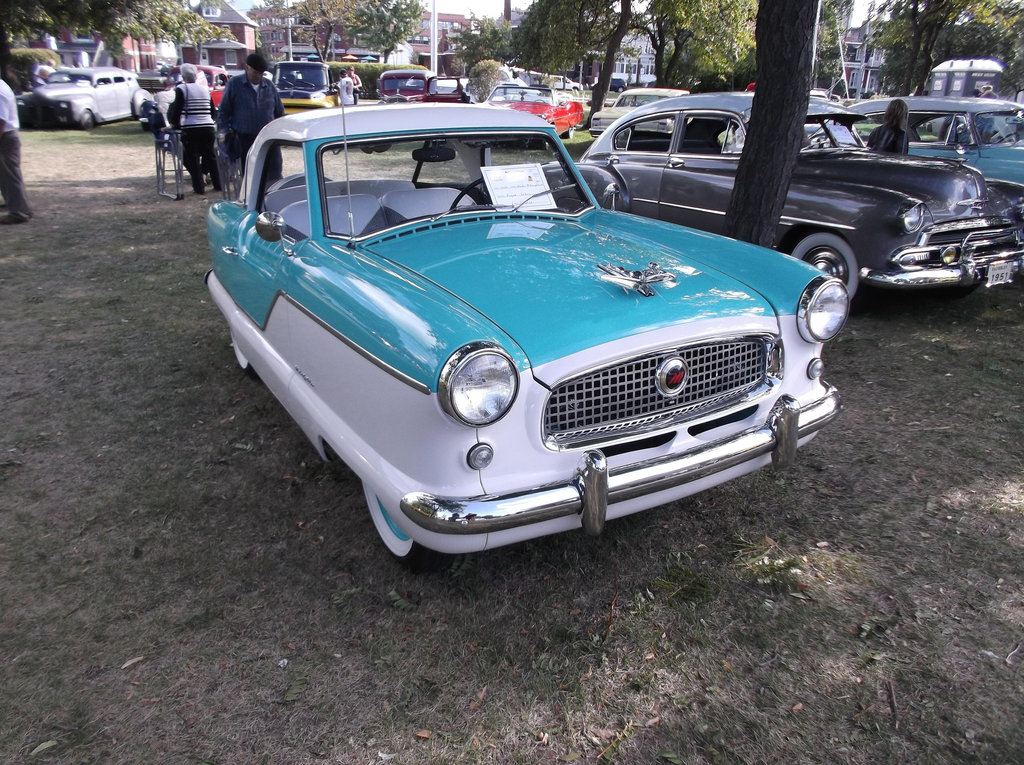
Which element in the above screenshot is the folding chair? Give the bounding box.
[216,135,243,200]
[155,128,185,200]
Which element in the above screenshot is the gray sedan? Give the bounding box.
[577,92,1024,300]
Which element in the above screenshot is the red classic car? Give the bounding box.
[486,83,585,138]
[377,69,469,103]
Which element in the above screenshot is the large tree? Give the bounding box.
[0,0,228,64]
[724,0,816,248]
[263,0,358,62]
[351,0,423,63]
[449,16,514,74]
[512,0,632,114]
[635,0,756,88]
[874,0,984,94]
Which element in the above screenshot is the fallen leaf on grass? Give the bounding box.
[591,727,617,741]
[414,729,432,739]
[30,740,59,756]
[120,656,145,669]
[792,702,804,712]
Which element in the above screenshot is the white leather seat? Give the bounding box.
[325,194,387,237]
[380,187,465,225]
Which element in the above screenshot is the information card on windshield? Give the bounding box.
[481,163,554,210]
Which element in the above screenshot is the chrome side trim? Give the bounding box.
[400,384,841,535]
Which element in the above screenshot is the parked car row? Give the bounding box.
[16,66,150,130]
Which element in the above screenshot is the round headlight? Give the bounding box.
[439,343,519,426]
[797,277,849,342]
[900,203,926,233]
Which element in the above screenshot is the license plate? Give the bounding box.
[988,260,1013,286]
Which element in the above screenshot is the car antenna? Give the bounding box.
[338,98,356,247]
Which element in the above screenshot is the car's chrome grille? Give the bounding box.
[924,217,1021,263]
[543,337,770,448]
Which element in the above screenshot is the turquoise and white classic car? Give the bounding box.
[205,104,848,568]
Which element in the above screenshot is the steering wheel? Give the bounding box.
[450,178,490,209]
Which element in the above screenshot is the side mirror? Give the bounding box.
[602,183,620,209]
[255,211,285,242]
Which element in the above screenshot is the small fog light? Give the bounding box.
[940,245,959,265]
[807,358,825,379]
[467,443,494,470]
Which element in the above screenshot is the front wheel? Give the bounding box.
[563,124,576,139]
[789,232,859,299]
[79,110,96,130]
[364,484,452,572]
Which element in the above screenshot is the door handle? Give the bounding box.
[221,246,238,257]
[668,158,685,168]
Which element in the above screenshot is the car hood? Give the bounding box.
[30,83,92,100]
[795,149,987,212]
[363,213,777,368]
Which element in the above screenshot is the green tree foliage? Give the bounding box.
[812,0,854,95]
[874,0,991,94]
[351,0,424,63]
[635,0,756,88]
[450,16,513,74]
[513,0,632,114]
[0,0,229,62]
[467,58,505,101]
[929,0,1024,94]
[264,0,358,61]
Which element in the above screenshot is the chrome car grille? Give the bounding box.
[543,337,771,448]
[924,217,1021,264]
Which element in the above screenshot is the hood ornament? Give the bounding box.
[598,262,677,297]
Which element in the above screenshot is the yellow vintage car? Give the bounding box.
[272,60,339,113]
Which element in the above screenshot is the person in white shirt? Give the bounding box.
[0,62,32,224]
[340,71,355,106]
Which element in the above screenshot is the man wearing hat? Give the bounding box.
[216,53,284,168]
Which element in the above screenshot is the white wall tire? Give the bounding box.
[790,232,859,299]
[364,484,452,572]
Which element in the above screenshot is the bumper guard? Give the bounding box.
[400,385,841,537]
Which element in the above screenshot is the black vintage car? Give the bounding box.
[578,92,1024,300]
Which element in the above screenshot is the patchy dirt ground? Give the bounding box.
[1,123,1022,764]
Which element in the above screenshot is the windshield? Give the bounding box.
[380,75,425,93]
[490,87,553,105]
[613,93,666,109]
[315,131,591,238]
[275,65,327,91]
[45,72,91,85]
[973,111,1024,146]
[803,117,863,149]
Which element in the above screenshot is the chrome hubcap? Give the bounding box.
[806,247,849,283]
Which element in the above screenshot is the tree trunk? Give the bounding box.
[724,0,816,248]
[588,0,631,125]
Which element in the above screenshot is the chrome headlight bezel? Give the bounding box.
[900,202,926,233]
[438,342,519,427]
[797,276,849,343]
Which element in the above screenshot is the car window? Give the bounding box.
[612,116,676,153]
[908,115,952,143]
[96,78,112,86]
[973,111,1024,145]
[677,116,732,154]
[259,143,308,239]
[113,76,125,84]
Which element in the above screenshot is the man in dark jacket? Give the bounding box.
[216,53,284,166]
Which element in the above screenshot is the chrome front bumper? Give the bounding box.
[861,249,1023,289]
[400,385,841,537]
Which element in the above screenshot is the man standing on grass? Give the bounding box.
[216,53,284,165]
[0,61,33,225]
